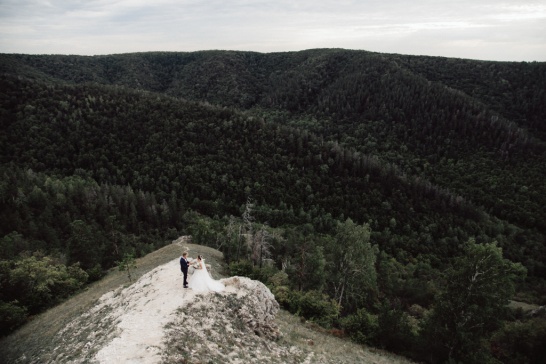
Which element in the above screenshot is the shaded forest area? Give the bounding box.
[1,49,545,363]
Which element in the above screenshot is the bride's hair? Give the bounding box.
[197,255,202,260]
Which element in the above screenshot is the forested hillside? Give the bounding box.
[1,49,545,363]
[2,50,544,232]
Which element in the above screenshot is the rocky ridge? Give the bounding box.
[7,240,414,364]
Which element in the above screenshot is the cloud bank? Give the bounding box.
[0,0,545,61]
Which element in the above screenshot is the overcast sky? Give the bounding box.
[1,0,545,61]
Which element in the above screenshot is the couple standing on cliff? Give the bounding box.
[180,251,225,293]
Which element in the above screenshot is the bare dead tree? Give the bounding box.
[242,196,254,234]
[222,215,239,263]
[254,224,272,267]
[242,196,255,261]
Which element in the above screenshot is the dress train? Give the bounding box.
[188,260,225,293]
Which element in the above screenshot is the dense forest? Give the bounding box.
[1,49,545,363]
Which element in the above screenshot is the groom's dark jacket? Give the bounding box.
[180,257,189,272]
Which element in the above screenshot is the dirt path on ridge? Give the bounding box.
[93,257,196,363]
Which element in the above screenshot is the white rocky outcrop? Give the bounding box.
[161,276,297,363]
[39,258,286,363]
[222,276,281,340]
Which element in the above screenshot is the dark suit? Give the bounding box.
[180,256,189,287]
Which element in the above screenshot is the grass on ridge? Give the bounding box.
[275,310,414,364]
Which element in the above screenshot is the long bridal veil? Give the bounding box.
[188,259,225,293]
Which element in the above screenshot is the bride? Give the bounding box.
[188,255,225,293]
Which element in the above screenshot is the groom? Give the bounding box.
[180,251,190,288]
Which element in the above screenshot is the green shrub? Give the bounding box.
[86,263,105,282]
[375,302,416,353]
[490,317,546,364]
[228,260,277,283]
[0,301,27,336]
[271,285,291,309]
[250,264,277,283]
[117,253,137,283]
[228,260,254,277]
[270,271,291,309]
[340,308,379,344]
[6,255,89,312]
[269,270,289,287]
[296,290,340,327]
[286,289,303,313]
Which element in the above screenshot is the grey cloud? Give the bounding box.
[0,0,544,61]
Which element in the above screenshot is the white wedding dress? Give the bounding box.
[188,260,225,293]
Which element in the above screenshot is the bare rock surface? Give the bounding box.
[39,258,289,363]
[47,257,190,363]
